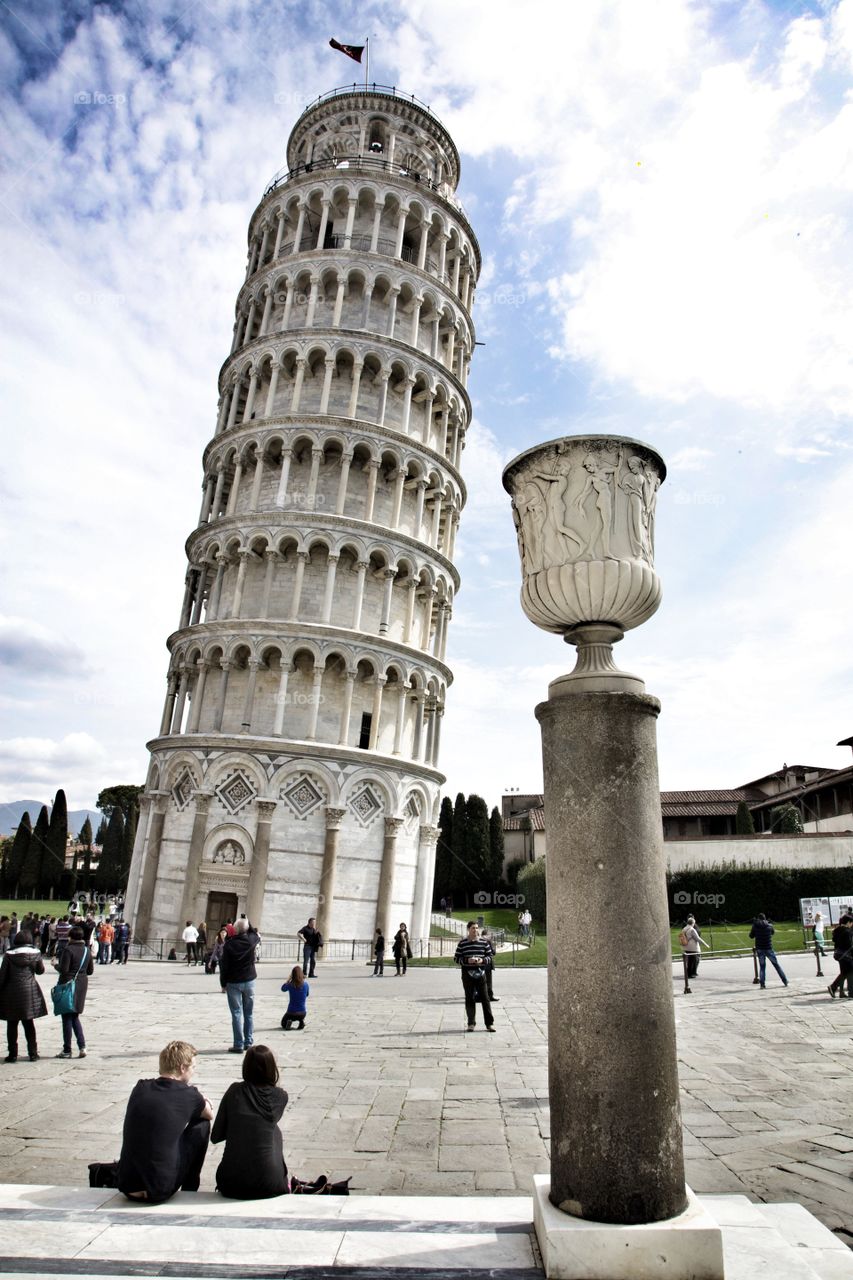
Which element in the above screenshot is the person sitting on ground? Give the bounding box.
[211,1044,289,1198]
[280,965,309,1030]
[117,1040,213,1203]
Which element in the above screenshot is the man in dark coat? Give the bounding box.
[0,930,48,1061]
[749,913,788,989]
[219,919,259,1052]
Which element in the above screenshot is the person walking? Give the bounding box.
[54,925,94,1059]
[207,927,227,975]
[182,921,199,966]
[211,1045,289,1198]
[828,913,853,998]
[679,915,710,980]
[0,930,48,1061]
[392,923,410,976]
[54,916,70,960]
[220,919,259,1053]
[749,913,788,989]
[297,918,322,978]
[454,922,495,1032]
[372,928,385,976]
[280,966,309,1031]
[97,919,114,965]
[0,917,10,954]
[196,922,208,966]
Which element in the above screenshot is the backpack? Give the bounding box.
[678,928,690,949]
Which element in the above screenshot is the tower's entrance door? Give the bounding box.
[206,892,238,937]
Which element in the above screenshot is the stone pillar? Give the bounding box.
[364,459,380,521]
[376,816,403,941]
[246,799,277,931]
[536,687,686,1225]
[134,791,169,942]
[290,550,308,617]
[368,676,386,749]
[259,289,273,337]
[177,792,212,931]
[321,553,339,622]
[392,681,408,754]
[319,358,335,414]
[225,459,244,515]
[276,447,293,506]
[379,568,396,634]
[338,671,356,745]
[264,365,280,418]
[187,660,209,733]
[249,450,265,509]
[213,659,231,731]
[306,664,323,739]
[412,823,439,941]
[260,549,278,616]
[316,806,346,940]
[241,659,260,732]
[272,663,292,736]
[336,450,353,513]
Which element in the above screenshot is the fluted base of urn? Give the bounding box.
[549,623,645,696]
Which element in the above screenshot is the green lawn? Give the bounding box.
[0,899,65,920]
[418,909,812,969]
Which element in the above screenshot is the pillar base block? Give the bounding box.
[533,1176,725,1280]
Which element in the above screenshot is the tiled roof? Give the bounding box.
[660,787,765,817]
[503,806,545,832]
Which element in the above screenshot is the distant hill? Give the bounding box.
[0,800,102,839]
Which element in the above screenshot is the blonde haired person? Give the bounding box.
[117,1041,213,1203]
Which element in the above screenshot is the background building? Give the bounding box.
[126,87,479,944]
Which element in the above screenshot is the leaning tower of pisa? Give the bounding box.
[126,86,479,946]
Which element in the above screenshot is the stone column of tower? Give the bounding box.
[126,88,479,948]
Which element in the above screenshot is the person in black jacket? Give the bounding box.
[0,931,48,1061]
[828,914,853,999]
[749,913,788,989]
[219,919,259,1052]
[211,1044,288,1198]
[54,926,94,1058]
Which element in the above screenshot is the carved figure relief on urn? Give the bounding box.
[503,436,666,692]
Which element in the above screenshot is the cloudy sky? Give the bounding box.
[2,0,852,817]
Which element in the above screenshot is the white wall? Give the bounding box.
[665,833,853,872]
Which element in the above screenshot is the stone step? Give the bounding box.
[2,1184,851,1280]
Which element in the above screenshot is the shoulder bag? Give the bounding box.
[51,950,87,1016]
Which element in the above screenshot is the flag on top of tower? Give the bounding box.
[329,38,364,63]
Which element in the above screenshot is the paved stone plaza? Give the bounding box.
[0,952,850,1247]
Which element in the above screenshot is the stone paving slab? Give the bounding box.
[0,951,849,1248]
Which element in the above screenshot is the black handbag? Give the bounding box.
[88,1161,120,1189]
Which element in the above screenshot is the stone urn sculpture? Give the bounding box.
[502,435,665,693]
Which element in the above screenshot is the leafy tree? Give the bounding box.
[489,805,505,886]
[95,807,125,892]
[43,788,68,897]
[97,784,143,823]
[735,801,755,836]
[20,805,49,896]
[7,812,32,891]
[771,802,803,834]
[433,795,454,906]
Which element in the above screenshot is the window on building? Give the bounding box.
[358,713,372,749]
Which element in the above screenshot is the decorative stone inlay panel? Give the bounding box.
[280,774,326,820]
[348,784,383,827]
[404,793,421,832]
[215,770,258,814]
[172,769,195,812]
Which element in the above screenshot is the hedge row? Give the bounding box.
[515,860,853,925]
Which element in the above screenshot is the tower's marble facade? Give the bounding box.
[126,87,479,944]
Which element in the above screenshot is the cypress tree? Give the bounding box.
[450,791,469,904]
[121,804,138,885]
[7,812,32,892]
[95,818,109,848]
[20,805,49,896]
[735,800,755,836]
[489,805,505,886]
[78,817,94,890]
[95,808,125,892]
[433,795,454,907]
[43,788,68,897]
[466,795,492,896]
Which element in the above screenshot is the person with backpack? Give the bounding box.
[827,913,853,999]
[678,916,709,980]
[749,913,788,989]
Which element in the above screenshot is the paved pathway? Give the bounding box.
[0,951,849,1244]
